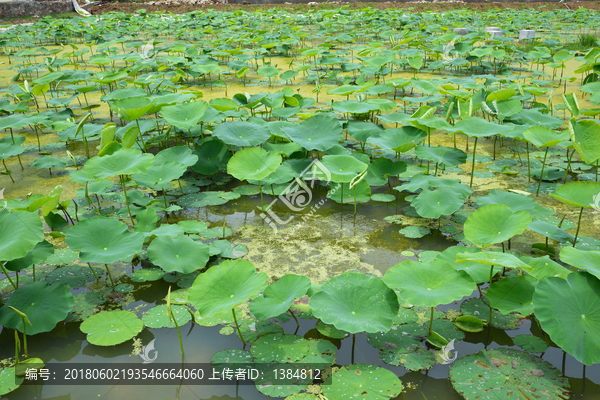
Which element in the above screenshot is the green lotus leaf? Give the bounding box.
[366,330,436,370]
[154,146,198,167]
[435,246,502,284]
[412,186,464,219]
[528,220,574,244]
[84,148,154,179]
[315,320,349,339]
[227,147,282,182]
[328,181,371,204]
[523,126,569,148]
[65,217,144,264]
[212,121,270,147]
[509,109,565,129]
[464,204,531,247]
[309,272,398,334]
[487,276,537,316]
[371,193,396,202]
[147,234,209,274]
[345,121,384,143]
[80,310,143,346]
[282,114,343,152]
[415,145,467,166]
[366,158,407,186]
[132,161,187,190]
[320,155,368,183]
[448,117,513,138]
[332,100,378,115]
[176,220,209,233]
[455,315,484,332]
[249,274,311,320]
[189,260,268,318]
[559,247,600,280]
[399,225,430,238]
[142,304,192,328]
[476,189,554,218]
[456,251,531,270]
[549,181,600,208]
[368,127,427,153]
[0,210,44,262]
[0,281,73,335]
[110,97,153,121]
[30,156,67,171]
[4,240,54,272]
[513,334,548,353]
[160,100,208,130]
[521,255,571,280]
[568,118,600,164]
[384,260,476,307]
[250,333,310,363]
[192,140,230,175]
[263,141,303,157]
[131,268,165,282]
[323,364,403,400]
[449,348,570,399]
[0,367,23,396]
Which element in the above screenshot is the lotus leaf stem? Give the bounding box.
[1,262,17,290]
[14,329,19,364]
[428,306,434,336]
[469,137,478,189]
[172,314,185,356]
[526,143,531,182]
[489,265,494,326]
[104,264,115,286]
[351,333,356,364]
[232,308,246,347]
[289,309,300,329]
[136,119,147,151]
[86,262,99,280]
[573,207,584,248]
[258,180,264,210]
[2,160,14,183]
[120,175,135,226]
[563,150,575,184]
[536,147,549,196]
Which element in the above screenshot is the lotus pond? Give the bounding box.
[1,5,600,400]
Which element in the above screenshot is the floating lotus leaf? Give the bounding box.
[213,121,270,147]
[160,100,208,130]
[366,329,435,370]
[399,225,430,238]
[455,315,484,332]
[65,217,144,264]
[44,248,79,266]
[176,220,209,233]
[513,334,548,353]
[84,148,154,179]
[0,281,73,335]
[315,320,349,339]
[0,368,23,396]
[487,276,537,316]
[0,210,44,262]
[249,274,311,320]
[45,265,102,288]
[296,339,337,366]
[371,193,395,202]
[192,140,230,175]
[384,260,476,307]
[4,240,54,272]
[148,235,209,274]
[412,186,464,219]
[323,364,403,400]
[464,204,531,248]
[549,181,600,208]
[227,147,282,182]
[282,114,343,152]
[309,272,398,334]
[460,298,524,330]
[189,260,267,318]
[449,348,570,400]
[131,268,165,282]
[250,333,310,363]
[533,271,600,365]
[211,348,253,366]
[80,310,144,346]
[142,304,192,328]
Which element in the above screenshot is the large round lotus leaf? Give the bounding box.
[45,265,102,288]
[464,204,531,248]
[0,210,44,262]
[211,348,253,366]
[249,274,311,320]
[332,100,378,115]
[65,217,144,264]
[455,315,484,333]
[323,364,403,400]
[399,225,430,238]
[513,334,548,353]
[227,147,282,182]
[250,333,310,362]
[160,101,208,130]
[212,121,270,147]
[192,140,230,175]
[476,189,554,218]
[346,121,384,143]
[384,260,476,307]
[148,235,209,274]
[189,260,268,318]
[154,146,198,167]
[142,304,192,328]
[308,272,398,334]
[80,310,143,346]
[448,117,513,138]
[84,148,154,179]
[328,181,371,204]
[559,247,600,280]
[523,126,570,148]
[367,158,407,185]
[368,127,427,153]
[434,246,501,284]
[568,118,600,164]
[415,145,467,166]
[0,368,23,396]
[549,181,600,208]
[487,276,537,316]
[282,114,343,152]
[0,281,73,335]
[412,186,464,219]
[110,97,153,121]
[455,251,531,270]
[533,271,600,365]
[522,255,571,281]
[528,220,573,243]
[30,156,67,170]
[132,161,187,190]
[449,348,570,400]
[4,240,54,272]
[131,268,164,282]
[320,155,368,183]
